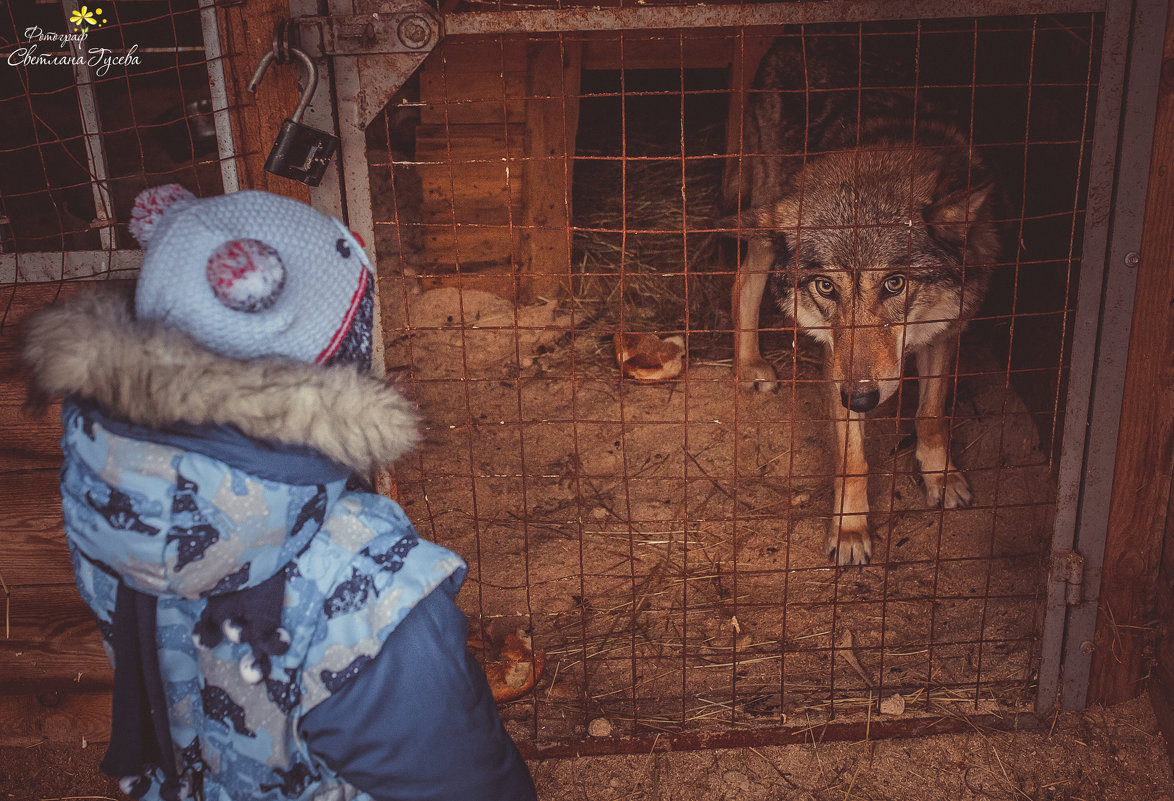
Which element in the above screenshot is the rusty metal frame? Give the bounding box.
[0,251,142,285]
[287,0,442,226]
[60,0,115,252]
[518,711,1048,760]
[1036,0,1169,712]
[198,0,241,194]
[442,0,1104,36]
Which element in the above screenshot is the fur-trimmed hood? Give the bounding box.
[23,287,418,472]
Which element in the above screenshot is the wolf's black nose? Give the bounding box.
[841,386,880,413]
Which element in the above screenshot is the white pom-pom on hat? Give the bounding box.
[129,183,196,246]
[206,238,286,312]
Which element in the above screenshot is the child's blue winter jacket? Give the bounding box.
[25,289,536,801]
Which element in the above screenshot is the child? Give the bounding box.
[24,185,538,801]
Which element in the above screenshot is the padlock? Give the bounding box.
[248,44,340,187]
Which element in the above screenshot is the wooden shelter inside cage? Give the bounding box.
[2,0,1174,766]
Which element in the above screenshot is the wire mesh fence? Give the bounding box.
[0,0,1115,754]
[0,0,229,293]
[369,13,1100,748]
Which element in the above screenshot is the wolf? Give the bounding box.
[724,33,1003,565]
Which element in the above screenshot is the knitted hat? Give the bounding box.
[130,185,375,370]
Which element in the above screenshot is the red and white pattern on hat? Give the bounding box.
[206,239,287,313]
[129,183,196,246]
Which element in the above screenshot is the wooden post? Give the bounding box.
[215,0,311,202]
[1152,481,1174,769]
[1088,8,1174,705]
[722,33,775,212]
[521,39,581,301]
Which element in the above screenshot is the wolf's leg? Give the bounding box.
[915,338,973,508]
[826,383,872,565]
[733,238,778,392]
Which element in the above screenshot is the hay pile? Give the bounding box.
[571,132,730,348]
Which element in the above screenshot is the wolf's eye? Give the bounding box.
[882,275,906,295]
[812,278,836,298]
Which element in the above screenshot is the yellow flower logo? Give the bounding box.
[69,6,105,32]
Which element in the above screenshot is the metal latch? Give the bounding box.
[1052,549,1085,606]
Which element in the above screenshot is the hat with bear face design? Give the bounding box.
[130,184,374,371]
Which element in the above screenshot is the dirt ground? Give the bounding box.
[2,694,1171,800]
[383,286,1053,743]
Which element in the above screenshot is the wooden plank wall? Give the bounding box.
[410,31,777,305]
[415,38,581,301]
[0,282,116,746]
[411,34,747,303]
[1088,5,1174,707]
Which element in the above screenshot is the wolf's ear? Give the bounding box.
[924,181,995,250]
[717,200,800,240]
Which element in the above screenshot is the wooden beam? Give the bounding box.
[215,0,311,201]
[580,35,735,71]
[521,39,581,301]
[1088,9,1174,705]
[1152,478,1174,773]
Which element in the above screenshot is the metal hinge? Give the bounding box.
[289,3,440,57]
[1051,548,1086,606]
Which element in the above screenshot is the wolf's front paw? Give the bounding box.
[825,521,873,566]
[922,469,974,509]
[736,357,778,393]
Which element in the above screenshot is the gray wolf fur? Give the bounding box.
[725,34,1003,565]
